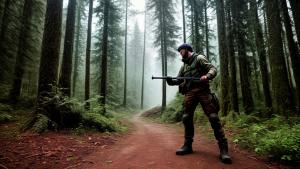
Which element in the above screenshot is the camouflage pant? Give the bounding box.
[182,88,227,143]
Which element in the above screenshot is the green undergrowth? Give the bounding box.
[223,112,300,164]
[0,94,126,135]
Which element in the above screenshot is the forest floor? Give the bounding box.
[0,111,293,169]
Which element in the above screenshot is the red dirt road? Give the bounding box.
[79,114,287,169]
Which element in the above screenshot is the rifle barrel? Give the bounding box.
[152,76,200,80]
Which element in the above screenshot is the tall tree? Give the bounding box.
[85,0,93,110]
[204,0,209,61]
[225,0,239,113]
[123,0,128,107]
[265,0,294,114]
[141,1,147,109]
[289,0,300,45]
[38,0,62,96]
[279,0,300,108]
[59,0,77,97]
[9,0,34,103]
[100,0,109,113]
[215,0,230,115]
[0,0,23,84]
[232,0,254,114]
[249,0,272,108]
[72,0,86,97]
[148,0,179,110]
[182,0,186,43]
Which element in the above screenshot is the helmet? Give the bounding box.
[177,43,193,52]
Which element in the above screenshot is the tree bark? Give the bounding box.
[215,0,230,115]
[204,0,209,61]
[85,0,93,110]
[141,2,147,109]
[232,0,254,114]
[123,0,128,107]
[38,0,63,96]
[72,0,84,97]
[9,0,34,103]
[280,0,300,108]
[182,0,186,43]
[265,0,294,115]
[100,0,109,114]
[59,0,77,97]
[226,0,239,113]
[289,0,300,46]
[250,0,272,108]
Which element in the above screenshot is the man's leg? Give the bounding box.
[176,91,198,155]
[200,91,232,164]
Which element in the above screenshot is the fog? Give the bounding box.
[63,0,218,109]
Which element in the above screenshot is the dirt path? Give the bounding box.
[79,114,286,169]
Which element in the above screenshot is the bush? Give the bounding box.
[230,114,300,163]
[82,113,124,132]
[0,113,14,123]
[161,93,184,122]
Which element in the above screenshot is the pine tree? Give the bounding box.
[279,0,300,108]
[9,0,34,103]
[265,0,294,114]
[215,0,230,115]
[37,0,62,96]
[231,0,254,114]
[85,0,93,110]
[148,0,179,110]
[225,0,239,113]
[59,0,77,97]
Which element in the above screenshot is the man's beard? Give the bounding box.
[181,53,189,63]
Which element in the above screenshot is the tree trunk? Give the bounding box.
[204,0,209,61]
[226,0,239,113]
[250,0,272,108]
[160,1,166,110]
[289,0,300,46]
[215,0,230,115]
[280,0,300,108]
[59,0,76,97]
[182,0,186,43]
[38,0,62,96]
[265,0,294,115]
[141,2,147,109]
[85,0,93,110]
[123,0,128,107]
[72,0,84,97]
[9,0,34,103]
[100,0,109,114]
[0,0,6,33]
[232,0,254,114]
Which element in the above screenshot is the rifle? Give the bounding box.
[151,76,200,80]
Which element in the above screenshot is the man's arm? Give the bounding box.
[197,55,217,80]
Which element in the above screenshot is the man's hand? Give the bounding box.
[200,73,212,82]
[166,76,173,85]
[200,75,209,82]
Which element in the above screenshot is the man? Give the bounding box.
[166,43,232,164]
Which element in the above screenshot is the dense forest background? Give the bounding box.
[0,0,300,164]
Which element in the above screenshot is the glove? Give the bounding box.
[166,76,173,85]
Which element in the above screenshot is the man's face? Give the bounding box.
[180,49,188,58]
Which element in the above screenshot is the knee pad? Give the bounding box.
[182,114,192,125]
[208,113,219,123]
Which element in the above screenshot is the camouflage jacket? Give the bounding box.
[170,53,217,91]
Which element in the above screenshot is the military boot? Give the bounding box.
[176,138,193,155]
[218,140,232,164]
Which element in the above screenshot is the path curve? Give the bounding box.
[79,113,286,169]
